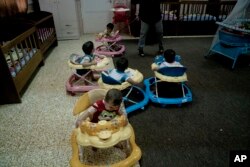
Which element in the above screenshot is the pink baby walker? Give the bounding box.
[95,30,125,57]
[66,53,111,96]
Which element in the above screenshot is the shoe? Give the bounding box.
[138,48,145,57]
[158,46,164,55]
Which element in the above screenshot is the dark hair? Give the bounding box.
[164,49,176,63]
[116,57,128,72]
[106,23,114,30]
[105,88,123,106]
[82,41,94,55]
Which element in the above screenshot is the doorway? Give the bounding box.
[81,0,113,33]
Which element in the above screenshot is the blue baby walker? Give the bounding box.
[98,68,149,114]
[206,21,250,69]
[144,55,192,107]
[206,0,250,69]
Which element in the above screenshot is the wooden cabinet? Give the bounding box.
[38,0,80,40]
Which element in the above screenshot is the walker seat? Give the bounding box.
[70,89,142,167]
[66,54,111,95]
[98,68,149,114]
[95,31,125,57]
[144,63,192,106]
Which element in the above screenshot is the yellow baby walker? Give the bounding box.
[70,89,142,167]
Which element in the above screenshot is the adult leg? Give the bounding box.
[138,21,150,56]
[155,19,164,53]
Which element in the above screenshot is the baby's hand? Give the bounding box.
[92,61,98,65]
[75,120,81,128]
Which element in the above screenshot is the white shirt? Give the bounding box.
[108,69,132,82]
[159,61,183,68]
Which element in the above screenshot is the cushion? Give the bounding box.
[158,66,187,76]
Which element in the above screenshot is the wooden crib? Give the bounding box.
[24,11,58,55]
[130,0,237,37]
[0,12,57,104]
[0,24,43,104]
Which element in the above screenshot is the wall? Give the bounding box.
[79,0,131,34]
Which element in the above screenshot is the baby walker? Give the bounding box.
[98,68,149,114]
[206,21,250,69]
[205,0,250,69]
[144,55,192,107]
[70,89,142,167]
[66,54,111,95]
[95,30,125,57]
[111,0,131,35]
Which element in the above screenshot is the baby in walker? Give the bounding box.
[75,88,127,127]
[96,23,121,51]
[104,57,139,85]
[70,41,103,80]
[152,49,183,71]
[96,23,118,39]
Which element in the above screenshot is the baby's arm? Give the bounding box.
[95,53,105,59]
[75,106,96,128]
[127,77,139,85]
[151,63,160,71]
[125,71,139,85]
[81,60,97,67]
[118,103,127,117]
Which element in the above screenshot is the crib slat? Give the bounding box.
[14,46,23,69]
[32,34,37,49]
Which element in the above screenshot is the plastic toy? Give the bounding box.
[95,30,125,57]
[98,68,149,114]
[144,59,192,106]
[66,54,111,95]
[70,89,142,167]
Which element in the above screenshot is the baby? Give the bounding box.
[152,49,183,71]
[97,23,118,39]
[104,57,139,85]
[76,88,126,127]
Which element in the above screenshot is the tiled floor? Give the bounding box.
[0,33,136,167]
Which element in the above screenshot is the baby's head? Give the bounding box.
[116,57,128,72]
[104,89,123,111]
[164,49,176,63]
[82,41,94,55]
[106,23,114,34]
